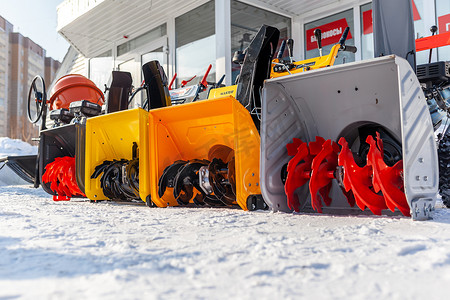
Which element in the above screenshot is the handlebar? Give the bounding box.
[341,45,357,53]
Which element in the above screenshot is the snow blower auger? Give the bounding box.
[28,72,133,201]
[260,55,438,220]
[148,25,279,210]
[157,146,236,207]
[84,60,170,203]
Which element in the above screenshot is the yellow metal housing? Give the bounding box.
[270,44,341,78]
[84,108,151,201]
[207,85,237,99]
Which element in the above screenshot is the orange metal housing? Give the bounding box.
[49,74,105,110]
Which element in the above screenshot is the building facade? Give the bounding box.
[8,33,46,142]
[0,16,13,138]
[45,57,61,90]
[0,15,61,142]
[56,0,450,93]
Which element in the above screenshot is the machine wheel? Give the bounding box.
[438,127,450,208]
[27,75,47,124]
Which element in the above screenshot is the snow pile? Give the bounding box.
[0,185,449,299]
[0,137,37,157]
[0,137,37,186]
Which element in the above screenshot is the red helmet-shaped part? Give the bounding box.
[49,74,105,110]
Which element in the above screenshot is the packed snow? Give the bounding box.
[0,137,38,186]
[1,137,450,299]
[0,137,37,158]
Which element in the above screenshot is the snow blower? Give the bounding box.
[26,72,132,200]
[260,55,437,220]
[84,60,170,203]
[149,25,279,210]
[259,0,449,220]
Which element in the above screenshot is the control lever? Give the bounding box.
[193,64,212,102]
[314,29,322,57]
[429,25,438,63]
[339,27,350,47]
[181,75,196,88]
[215,74,225,88]
[277,40,287,60]
[169,73,177,90]
[286,39,294,63]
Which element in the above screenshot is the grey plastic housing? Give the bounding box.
[260,55,438,220]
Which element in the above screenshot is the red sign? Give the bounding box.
[439,14,450,33]
[363,10,373,35]
[306,18,352,51]
[362,0,419,35]
[412,0,421,21]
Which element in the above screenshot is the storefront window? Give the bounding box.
[230,0,291,83]
[118,58,139,106]
[89,50,113,89]
[142,47,164,67]
[175,1,215,87]
[305,9,355,65]
[117,24,166,57]
[436,0,450,61]
[360,3,373,60]
[140,47,166,104]
[412,0,429,64]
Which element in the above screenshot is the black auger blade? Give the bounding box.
[158,160,188,198]
[209,158,236,206]
[92,159,140,201]
[173,159,209,205]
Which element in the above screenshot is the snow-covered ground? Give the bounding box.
[1,137,450,299]
[0,186,450,299]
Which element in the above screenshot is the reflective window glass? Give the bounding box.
[117,24,166,57]
[305,9,355,65]
[89,50,113,89]
[436,0,450,61]
[231,0,291,83]
[175,1,215,87]
[360,3,373,60]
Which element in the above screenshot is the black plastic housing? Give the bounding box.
[69,100,102,117]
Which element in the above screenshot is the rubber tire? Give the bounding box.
[438,128,450,208]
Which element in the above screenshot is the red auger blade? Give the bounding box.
[285,137,327,212]
[338,137,388,215]
[42,156,85,200]
[286,138,304,156]
[366,133,410,217]
[309,139,340,212]
[285,141,310,212]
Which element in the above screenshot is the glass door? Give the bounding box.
[116,36,168,108]
[140,42,169,104]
